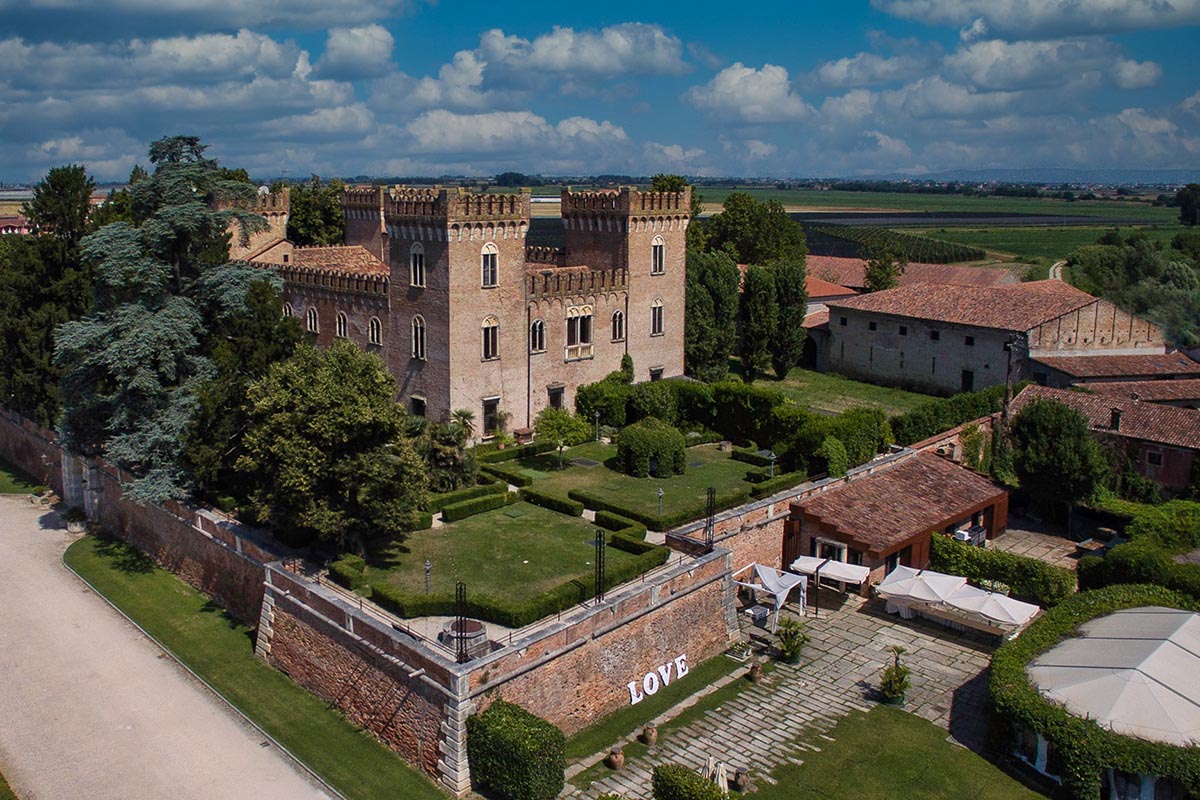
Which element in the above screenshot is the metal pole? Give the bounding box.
[454,581,468,664]
[594,410,600,442]
[594,530,606,603]
[769,452,776,478]
[424,559,431,594]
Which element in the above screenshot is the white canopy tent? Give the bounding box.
[732,563,807,631]
[876,565,1040,636]
[1028,607,1200,747]
[789,556,871,617]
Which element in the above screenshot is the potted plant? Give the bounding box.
[776,617,809,664]
[879,645,910,705]
[64,506,86,533]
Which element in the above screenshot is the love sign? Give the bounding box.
[627,654,689,704]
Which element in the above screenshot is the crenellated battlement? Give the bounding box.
[378,186,530,225]
[249,188,290,213]
[561,186,690,217]
[526,265,627,301]
[342,185,385,211]
[525,246,569,267]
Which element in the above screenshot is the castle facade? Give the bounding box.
[240,185,689,434]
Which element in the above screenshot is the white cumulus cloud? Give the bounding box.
[872,0,1200,39]
[684,63,814,122]
[317,25,394,79]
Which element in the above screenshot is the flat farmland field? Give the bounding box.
[896,224,1186,261]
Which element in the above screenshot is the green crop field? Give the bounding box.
[895,225,1186,262]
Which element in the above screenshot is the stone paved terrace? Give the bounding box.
[569,589,997,798]
[989,515,1080,571]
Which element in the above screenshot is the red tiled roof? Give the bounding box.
[805,275,857,299]
[827,281,1096,332]
[802,310,830,330]
[1085,379,1200,404]
[1010,385,1200,450]
[1032,352,1200,380]
[808,255,1020,289]
[292,245,388,276]
[792,452,1006,554]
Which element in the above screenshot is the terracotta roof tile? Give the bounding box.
[292,245,388,276]
[827,281,1096,332]
[792,452,1006,554]
[808,256,1020,289]
[1010,385,1200,450]
[1032,352,1200,380]
[803,310,830,329]
[805,275,857,299]
[1085,379,1200,404]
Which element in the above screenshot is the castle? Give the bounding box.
[237,185,689,434]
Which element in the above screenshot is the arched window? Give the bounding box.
[336,311,348,338]
[565,305,593,360]
[651,298,664,336]
[410,242,425,288]
[306,307,319,333]
[411,316,427,360]
[529,319,546,353]
[369,316,382,346]
[481,242,498,288]
[611,310,625,342]
[651,235,665,275]
[282,302,294,318]
[481,316,499,360]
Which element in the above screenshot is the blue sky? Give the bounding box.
[1,0,1198,181]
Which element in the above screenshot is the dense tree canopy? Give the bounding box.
[21,165,94,247]
[864,247,907,293]
[55,135,269,501]
[701,192,806,266]
[1010,398,1107,518]
[738,265,779,381]
[684,250,740,381]
[535,407,591,468]
[285,175,346,246]
[769,256,808,378]
[1177,183,1200,226]
[237,341,428,550]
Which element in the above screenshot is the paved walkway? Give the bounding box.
[572,590,996,798]
[0,496,332,800]
[991,519,1079,571]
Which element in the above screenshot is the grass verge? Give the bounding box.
[757,368,934,416]
[753,704,1047,800]
[0,456,45,494]
[63,534,446,800]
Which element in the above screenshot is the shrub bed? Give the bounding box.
[651,764,728,800]
[1076,498,1200,600]
[731,447,773,467]
[930,534,1075,607]
[519,487,584,517]
[989,584,1200,799]
[617,417,687,478]
[329,554,367,591]
[429,482,506,513]
[441,492,516,523]
[593,509,648,538]
[890,384,1011,446]
[481,462,534,487]
[467,700,565,800]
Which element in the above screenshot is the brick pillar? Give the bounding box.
[438,674,475,796]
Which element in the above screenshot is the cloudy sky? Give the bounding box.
[2,0,1199,181]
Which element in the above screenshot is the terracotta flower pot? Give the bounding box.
[607,747,625,770]
[748,659,763,683]
[641,724,658,746]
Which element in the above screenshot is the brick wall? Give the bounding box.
[0,408,63,494]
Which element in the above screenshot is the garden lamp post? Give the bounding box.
[769,451,777,478]
[657,487,664,518]
[424,559,432,594]
[594,410,600,442]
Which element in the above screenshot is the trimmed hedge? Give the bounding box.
[617,417,686,478]
[652,764,728,800]
[478,441,556,464]
[593,509,648,538]
[329,554,367,591]
[519,487,584,517]
[1076,498,1200,600]
[731,447,773,467]
[481,462,534,487]
[990,584,1200,799]
[891,384,1011,446]
[930,534,1075,607]
[467,700,565,800]
[570,486,752,532]
[415,511,433,530]
[441,491,516,523]
[749,470,809,499]
[429,482,506,513]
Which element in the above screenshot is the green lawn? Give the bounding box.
[0,769,16,800]
[366,501,638,602]
[522,442,758,520]
[758,368,934,416]
[0,456,45,494]
[897,225,1185,262]
[63,535,446,800]
[754,705,1047,800]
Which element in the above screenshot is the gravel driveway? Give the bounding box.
[0,496,332,800]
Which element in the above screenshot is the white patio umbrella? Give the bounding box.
[876,566,966,604]
[947,589,1040,627]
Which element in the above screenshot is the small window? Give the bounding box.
[335,311,348,338]
[868,321,877,331]
[410,243,425,288]
[548,387,563,410]
[282,253,289,264]
[651,299,664,336]
[965,335,975,346]
[482,316,499,360]
[282,302,294,318]
[839,316,848,327]
[899,325,907,336]
[368,316,382,346]
[611,310,625,342]
[412,315,427,360]
[529,319,546,353]
[649,367,664,381]
[929,330,940,341]
[410,396,426,418]
[306,307,318,333]
[481,243,498,288]
[482,398,500,436]
[1147,451,1163,466]
[651,235,665,275]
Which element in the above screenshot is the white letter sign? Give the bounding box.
[626,653,688,704]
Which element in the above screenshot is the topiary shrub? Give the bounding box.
[575,378,632,428]
[628,380,679,426]
[652,763,728,800]
[328,554,367,590]
[467,700,565,800]
[617,417,687,478]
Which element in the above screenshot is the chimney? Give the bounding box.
[1111,408,1122,431]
